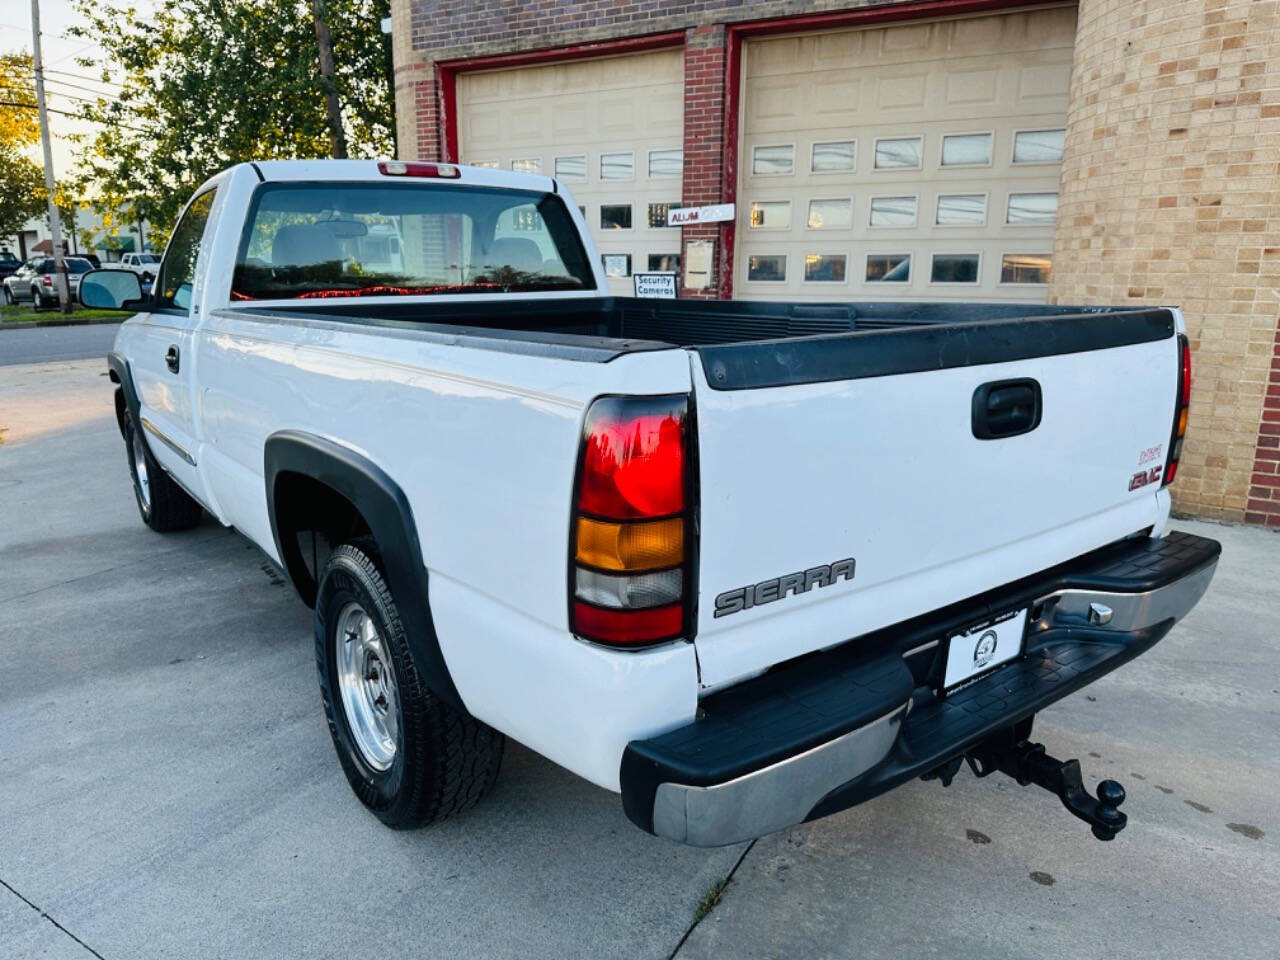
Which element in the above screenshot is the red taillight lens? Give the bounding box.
[1164,334,1191,486]
[579,406,685,519]
[570,395,692,647]
[43,275,51,285]
[377,160,460,179]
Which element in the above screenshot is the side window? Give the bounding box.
[156,188,217,311]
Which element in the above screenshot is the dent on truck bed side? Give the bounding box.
[263,430,463,710]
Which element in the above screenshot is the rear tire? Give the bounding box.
[121,403,204,532]
[2,285,12,305]
[316,539,504,829]
[32,286,46,310]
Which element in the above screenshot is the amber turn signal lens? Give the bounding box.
[575,516,683,572]
[1177,408,1188,437]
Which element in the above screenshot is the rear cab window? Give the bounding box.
[230,182,596,301]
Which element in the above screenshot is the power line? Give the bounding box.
[0,99,149,135]
[46,67,123,89]
[1,70,122,101]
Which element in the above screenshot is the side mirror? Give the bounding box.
[80,269,145,310]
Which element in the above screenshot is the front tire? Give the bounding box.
[121,403,204,531]
[316,540,504,829]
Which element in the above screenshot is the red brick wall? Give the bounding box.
[1246,324,1280,527]
[680,25,727,299]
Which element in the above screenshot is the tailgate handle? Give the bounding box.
[972,378,1042,439]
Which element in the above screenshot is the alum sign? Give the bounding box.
[667,203,735,227]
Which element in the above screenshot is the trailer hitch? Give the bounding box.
[966,738,1128,841]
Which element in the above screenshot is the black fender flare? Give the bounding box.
[264,430,463,710]
[107,350,139,439]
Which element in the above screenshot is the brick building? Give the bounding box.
[388,0,1280,525]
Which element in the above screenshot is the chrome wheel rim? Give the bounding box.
[130,426,151,510]
[336,602,399,772]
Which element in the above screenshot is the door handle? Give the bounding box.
[972,378,1042,439]
[165,345,180,374]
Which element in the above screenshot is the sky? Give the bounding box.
[2,0,155,177]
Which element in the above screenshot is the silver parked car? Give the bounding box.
[2,256,96,309]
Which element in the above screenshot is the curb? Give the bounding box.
[0,316,123,330]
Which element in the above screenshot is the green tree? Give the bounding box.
[0,145,46,242]
[71,0,394,242]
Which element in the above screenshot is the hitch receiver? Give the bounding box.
[967,738,1128,841]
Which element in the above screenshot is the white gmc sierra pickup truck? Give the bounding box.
[82,159,1220,846]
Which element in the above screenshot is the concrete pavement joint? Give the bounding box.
[0,528,235,606]
[667,839,756,960]
[0,876,106,959]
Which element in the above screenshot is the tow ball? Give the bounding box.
[926,736,1128,841]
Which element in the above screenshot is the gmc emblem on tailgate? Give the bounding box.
[713,558,856,618]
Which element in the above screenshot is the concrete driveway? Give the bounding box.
[1,359,1276,960]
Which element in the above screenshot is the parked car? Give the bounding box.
[106,251,161,282]
[2,256,95,308]
[0,249,20,281]
[82,160,1219,847]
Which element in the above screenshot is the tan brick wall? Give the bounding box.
[1049,0,1280,523]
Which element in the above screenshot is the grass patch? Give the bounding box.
[1,304,126,324]
[693,876,730,923]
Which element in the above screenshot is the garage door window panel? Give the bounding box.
[940,132,993,168]
[807,198,853,230]
[555,155,587,181]
[936,193,988,226]
[1000,253,1051,284]
[512,158,542,174]
[602,253,631,278]
[649,203,682,229]
[601,153,635,181]
[648,149,683,178]
[600,205,633,230]
[1012,129,1066,165]
[865,254,911,283]
[1007,192,1058,225]
[747,255,787,283]
[873,136,923,170]
[752,145,795,176]
[804,254,848,283]
[811,140,855,174]
[869,196,918,228]
[749,201,792,230]
[648,253,680,272]
[469,160,500,169]
[930,253,981,284]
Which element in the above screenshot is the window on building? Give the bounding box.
[600,153,635,180]
[873,137,922,170]
[1000,253,1052,283]
[1012,129,1066,164]
[1007,192,1058,225]
[511,158,541,174]
[752,145,795,175]
[931,253,980,283]
[648,253,680,272]
[602,253,631,278]
[648,149,683,178]
[804,254,847,283]
[807,198,853,229]
[747,254,787,282]
[648,202,681,229]
[811,140,855,173]
[936,194,987,226]
[869,196,917,227]
[600,205,632,230]
[940,133,993,167]
[866,254,910,283]
[749,200,792,230]
[554,155,587,181]
[469,160,500,169]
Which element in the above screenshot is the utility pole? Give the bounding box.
[312,0,348,159]
[30,0,71,313]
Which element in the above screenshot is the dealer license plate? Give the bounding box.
[942,608,1028,691]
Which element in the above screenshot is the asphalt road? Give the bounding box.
[0,323,121,367]
[1,359,1276,960]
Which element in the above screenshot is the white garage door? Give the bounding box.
[735,5,1076,302]
[457,50,685,296]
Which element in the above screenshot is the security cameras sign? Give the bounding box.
[633,272,678,299]
[667,203,735,227]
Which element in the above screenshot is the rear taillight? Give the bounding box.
[1163,334,1191,485]
[570,395,693,647]
[377,160,460,179]
[42,275,51,286]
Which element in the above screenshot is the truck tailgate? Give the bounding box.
[688,309,1179,690]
